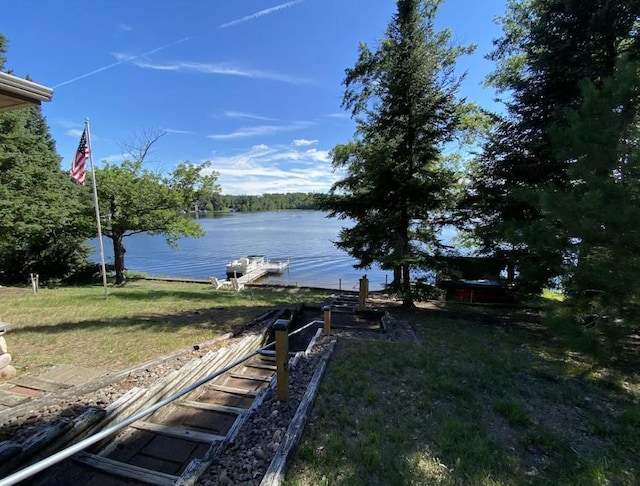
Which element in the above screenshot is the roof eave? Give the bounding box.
[0,71,54,113]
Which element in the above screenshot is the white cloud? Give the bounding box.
[118,23,133,32]
[66,128,84,138]
[292,138,318,146]
[218,1,304,29]
[202,142,339,195]
[224,111,276,121]
[163,128,200,135]
[113,55,311,84]
[327,112,350,119]
[208,121,314,140]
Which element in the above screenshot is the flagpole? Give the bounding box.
[84,118,109,299]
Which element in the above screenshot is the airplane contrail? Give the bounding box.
[54,1,302,88]
[218,1,303,29]
[54,36,192,88]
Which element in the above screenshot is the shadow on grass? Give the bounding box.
[107,285,329,306]
[9,305,273,336]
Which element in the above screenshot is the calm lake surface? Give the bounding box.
[93,210,392,291]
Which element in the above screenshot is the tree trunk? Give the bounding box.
[402,263,412,307]
[393,267,402,289]
[112,232,126,286]
[400,205,413,307]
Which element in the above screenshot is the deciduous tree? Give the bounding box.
[94,133,220,285]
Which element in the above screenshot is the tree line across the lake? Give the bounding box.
[2,0,640,359]
[209,193,320,212]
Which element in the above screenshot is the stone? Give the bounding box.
[0,352,11,370]
[0,365,17,381]
[272,428,284,443]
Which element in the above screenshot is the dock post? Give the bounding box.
[323,305,331,336]
[273,319,290,402]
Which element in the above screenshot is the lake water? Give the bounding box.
[92,210,393,291]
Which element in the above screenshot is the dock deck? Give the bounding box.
[212,260,289,291]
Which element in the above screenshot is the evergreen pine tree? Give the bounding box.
[321,0,474,304]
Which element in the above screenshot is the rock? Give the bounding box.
[0,352,11,370]
[268,441,280,453]
[272,428,284,443]
[0,365,16,381]
[218,469,233,486]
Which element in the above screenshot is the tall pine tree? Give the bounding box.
[466,0,640,293]
[0,33,91,283]
[321,0,473,305]
[544,58,640,316]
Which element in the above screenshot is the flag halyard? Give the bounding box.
[71,129,90,185]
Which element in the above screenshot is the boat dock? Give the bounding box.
[212,259,289,291]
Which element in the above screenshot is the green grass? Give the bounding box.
[285,304,640,485]
[542,288,565,301]
[493,398,530,426]
[0,281,332,373]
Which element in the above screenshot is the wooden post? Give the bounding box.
[273,319,290,402]
[358,275,369,308]
[322,305,331,336]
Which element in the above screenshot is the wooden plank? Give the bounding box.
[246,363,277,371]
[223,407,252,442]
[74,451,179,486]
[0,390,31,407]
[229,372,272,383]
[180,400,247,415]
[176,439,228,486]
[23,407,107,468]
[36,363,109,387]
[9,375,69,392]
[176,458,208,486]
[21,419,73,456]
[208,384,259,397]
[130,420,226,443]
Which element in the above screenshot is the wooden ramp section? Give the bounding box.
[23,334,277,486]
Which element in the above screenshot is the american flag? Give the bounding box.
[70,128,90,185]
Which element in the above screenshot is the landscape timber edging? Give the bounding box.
[260,337,337,486]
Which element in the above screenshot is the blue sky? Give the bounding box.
[3,0,506,195]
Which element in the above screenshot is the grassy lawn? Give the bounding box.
[0,280,332,373]
[286,304,640,485]
[2,282,638,484]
